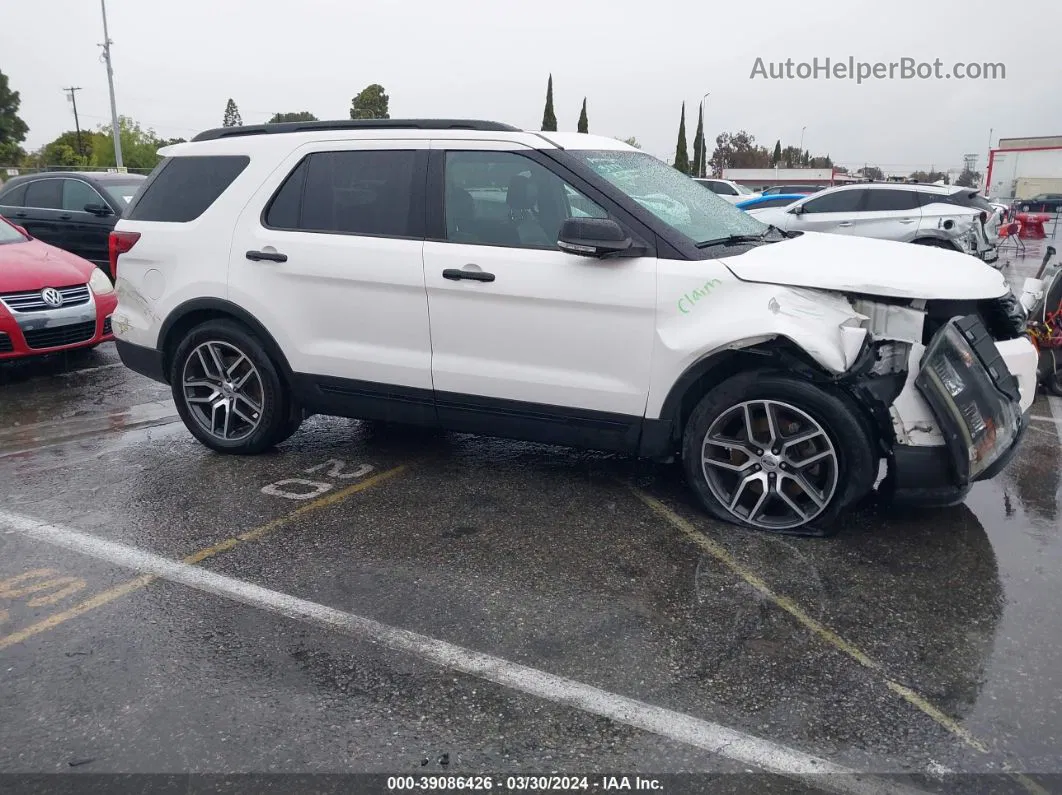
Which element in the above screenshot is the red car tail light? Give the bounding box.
[108,231,141,279]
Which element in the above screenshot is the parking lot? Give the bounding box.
[1,237,1061,795]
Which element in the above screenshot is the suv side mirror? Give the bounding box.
[84,203,113,217]
[789,204,805,215]
[557,218,632,257]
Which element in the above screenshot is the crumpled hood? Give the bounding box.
[722,231,1008,301]
[0,238,94,293]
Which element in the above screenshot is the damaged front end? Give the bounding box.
[837,293,1033,505]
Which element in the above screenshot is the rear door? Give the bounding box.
[855,188,922,241]
[228,140,435,424]
[15,178,67,249]
[60,178,114,270]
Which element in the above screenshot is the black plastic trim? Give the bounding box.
[115,339,167,383]
[435,390,642,453]
[192,119,520,142]
[291,375,438,428]
[157,298,294,381]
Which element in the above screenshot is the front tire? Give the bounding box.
[170,320,291,454]
[682,372,876,535]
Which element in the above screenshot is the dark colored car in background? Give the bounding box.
[1017,194,1062,213]
[0,172,146,277]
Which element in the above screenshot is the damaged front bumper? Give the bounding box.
[889,315,1031,504]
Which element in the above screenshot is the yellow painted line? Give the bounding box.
[0,464,408,651]
[629,487,991,755]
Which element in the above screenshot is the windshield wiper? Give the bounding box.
[696,224,790,248]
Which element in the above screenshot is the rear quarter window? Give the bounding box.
[126,155,250,222]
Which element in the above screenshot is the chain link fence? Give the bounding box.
[1,165,153,184]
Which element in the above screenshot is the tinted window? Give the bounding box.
[940,191,992,212]
[266,150,417,238]
[705,181,736,195]
[101,181,145,208]
[24,179,63,209]
[127,155,249,222]
[864,189,920,211]
[62,179,104,211]
[0,182,27,206]
[802,189,865,213]
[444,150,607,249]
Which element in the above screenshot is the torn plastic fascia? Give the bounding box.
[843,297,945,447]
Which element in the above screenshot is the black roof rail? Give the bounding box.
[191,118,521,142]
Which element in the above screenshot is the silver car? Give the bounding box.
[747,183,999,264]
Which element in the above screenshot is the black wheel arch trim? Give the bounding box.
[158,298,295,381]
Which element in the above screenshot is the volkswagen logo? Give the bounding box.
[41,288,63,308]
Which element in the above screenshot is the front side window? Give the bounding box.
[24,179,63,209]
[443,150,607,249]
[62,180,105,212]
[266,150,417,238]
[801,189,865,214]
[569,150,766,246]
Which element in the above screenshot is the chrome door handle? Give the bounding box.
[837,222,853,227]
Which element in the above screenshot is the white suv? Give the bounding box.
[111,119,1038,535]
[747,183,1000,264]
[694,178,761,204]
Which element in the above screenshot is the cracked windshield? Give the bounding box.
[570,150,767,245]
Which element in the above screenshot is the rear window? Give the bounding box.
[126,155,249,222]
[101,181,146,208]
[941,191,993,213]
[0,182,27,206]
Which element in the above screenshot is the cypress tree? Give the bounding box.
[577,98,588,133]
[541,74,557,132]
[673,102,690,174]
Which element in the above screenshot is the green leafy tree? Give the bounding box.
[92,116,166,170]
[222,98,242,127]
[710,130,770,172]
[691,104,705,178]
[909,169,947,183]
[350,84,389,119]
[39,130,107,167]
[577,97,588,133]
[771,140,782,166]
[540,74,557,132]
[673,102,690,174]
[857,165,884,181]
[268,111,318,123]
[619,136,641,149]
[0,70,29,164]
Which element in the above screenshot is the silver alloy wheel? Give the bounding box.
[181,341,264,442]
[700,399,839,531]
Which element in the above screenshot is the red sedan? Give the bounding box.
[0,217,117,360]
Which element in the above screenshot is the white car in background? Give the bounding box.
[747,183,1000,264]
[694,178,762,204]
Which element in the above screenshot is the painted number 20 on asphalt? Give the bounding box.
[260,459,375,500]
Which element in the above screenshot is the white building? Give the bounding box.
[984,136,1062,200]
[720,167,858,191]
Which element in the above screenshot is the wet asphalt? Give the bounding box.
[0,231,1061,794]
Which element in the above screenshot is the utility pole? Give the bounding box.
[99,0,123,168]
[63,87,85,159]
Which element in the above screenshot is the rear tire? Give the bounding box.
[170,320,291,455]
[681,371,876,536]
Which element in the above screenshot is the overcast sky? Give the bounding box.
[3,0,1059,175]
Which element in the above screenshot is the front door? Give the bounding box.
[422,143,657,452]
[783,187,867,235]
[228,140,435,425]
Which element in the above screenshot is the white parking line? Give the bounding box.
[0,509,927,795]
